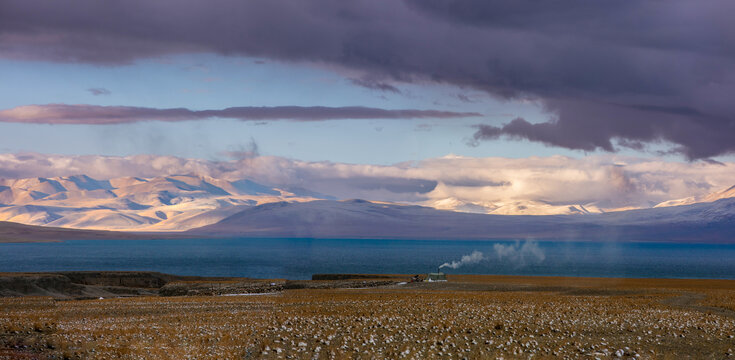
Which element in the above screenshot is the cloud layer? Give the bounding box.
[0,104,480,124]
[1,1,734,157]
[1,152,733,214]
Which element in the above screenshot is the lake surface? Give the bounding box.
[1,238,734,280]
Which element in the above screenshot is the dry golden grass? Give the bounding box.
[1,283,735,359]
[699,289,735,313]
[448,274,735,291]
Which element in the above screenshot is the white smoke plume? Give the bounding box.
[493,241,546,265]
[439,251,485,270]
[438,241,546,271]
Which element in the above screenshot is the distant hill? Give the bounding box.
[3,197,734,243]
[189,198,735,243]
[0,221,163,243]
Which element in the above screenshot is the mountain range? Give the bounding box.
[0,174,328,231]
[1,174,734,243]
[189,197,735,242]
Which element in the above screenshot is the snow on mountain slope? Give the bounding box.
[429,198,491,214]
[0,186,13,204]
[0,174,324,231]
[429,197,599,215]
[45,210,160,230]
[654,185,735,208]
[602,196,735,225]
[3,177,67,195]
[0,205,63,225]
[58,175,113,191]
[429,183,735,216]
[141,205,251,231]
[109,177,148,188]
[489,201,595,215]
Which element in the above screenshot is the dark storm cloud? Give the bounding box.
[474,99,735,159]
[1,0,734,158]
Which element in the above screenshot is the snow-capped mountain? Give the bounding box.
[0,174,328,231]
[1,172,734,239]
[654,185,735,208]
[429,197,598,215]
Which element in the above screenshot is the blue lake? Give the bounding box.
[1,238,733,280]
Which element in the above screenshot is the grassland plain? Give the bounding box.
[1,275,735,359]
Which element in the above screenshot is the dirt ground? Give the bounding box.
[1,274,734,359]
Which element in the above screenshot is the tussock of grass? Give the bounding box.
[2,287,735,359]
[699,290,735,312]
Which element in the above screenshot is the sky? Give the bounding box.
[1,0,734,209]
[0,53,596,164]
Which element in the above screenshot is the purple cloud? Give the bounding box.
[1,0,734,157]
[0,104,480,124]
[473,99,735,159]
[349,77,401,93]
[87,88,111,96]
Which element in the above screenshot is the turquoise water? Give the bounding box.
[1,238,733,280]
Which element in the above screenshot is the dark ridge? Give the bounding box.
[0,271,241,299]
[312,274,396,280]
[0,221,184,243]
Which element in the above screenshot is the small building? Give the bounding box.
[426,272,447,282]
